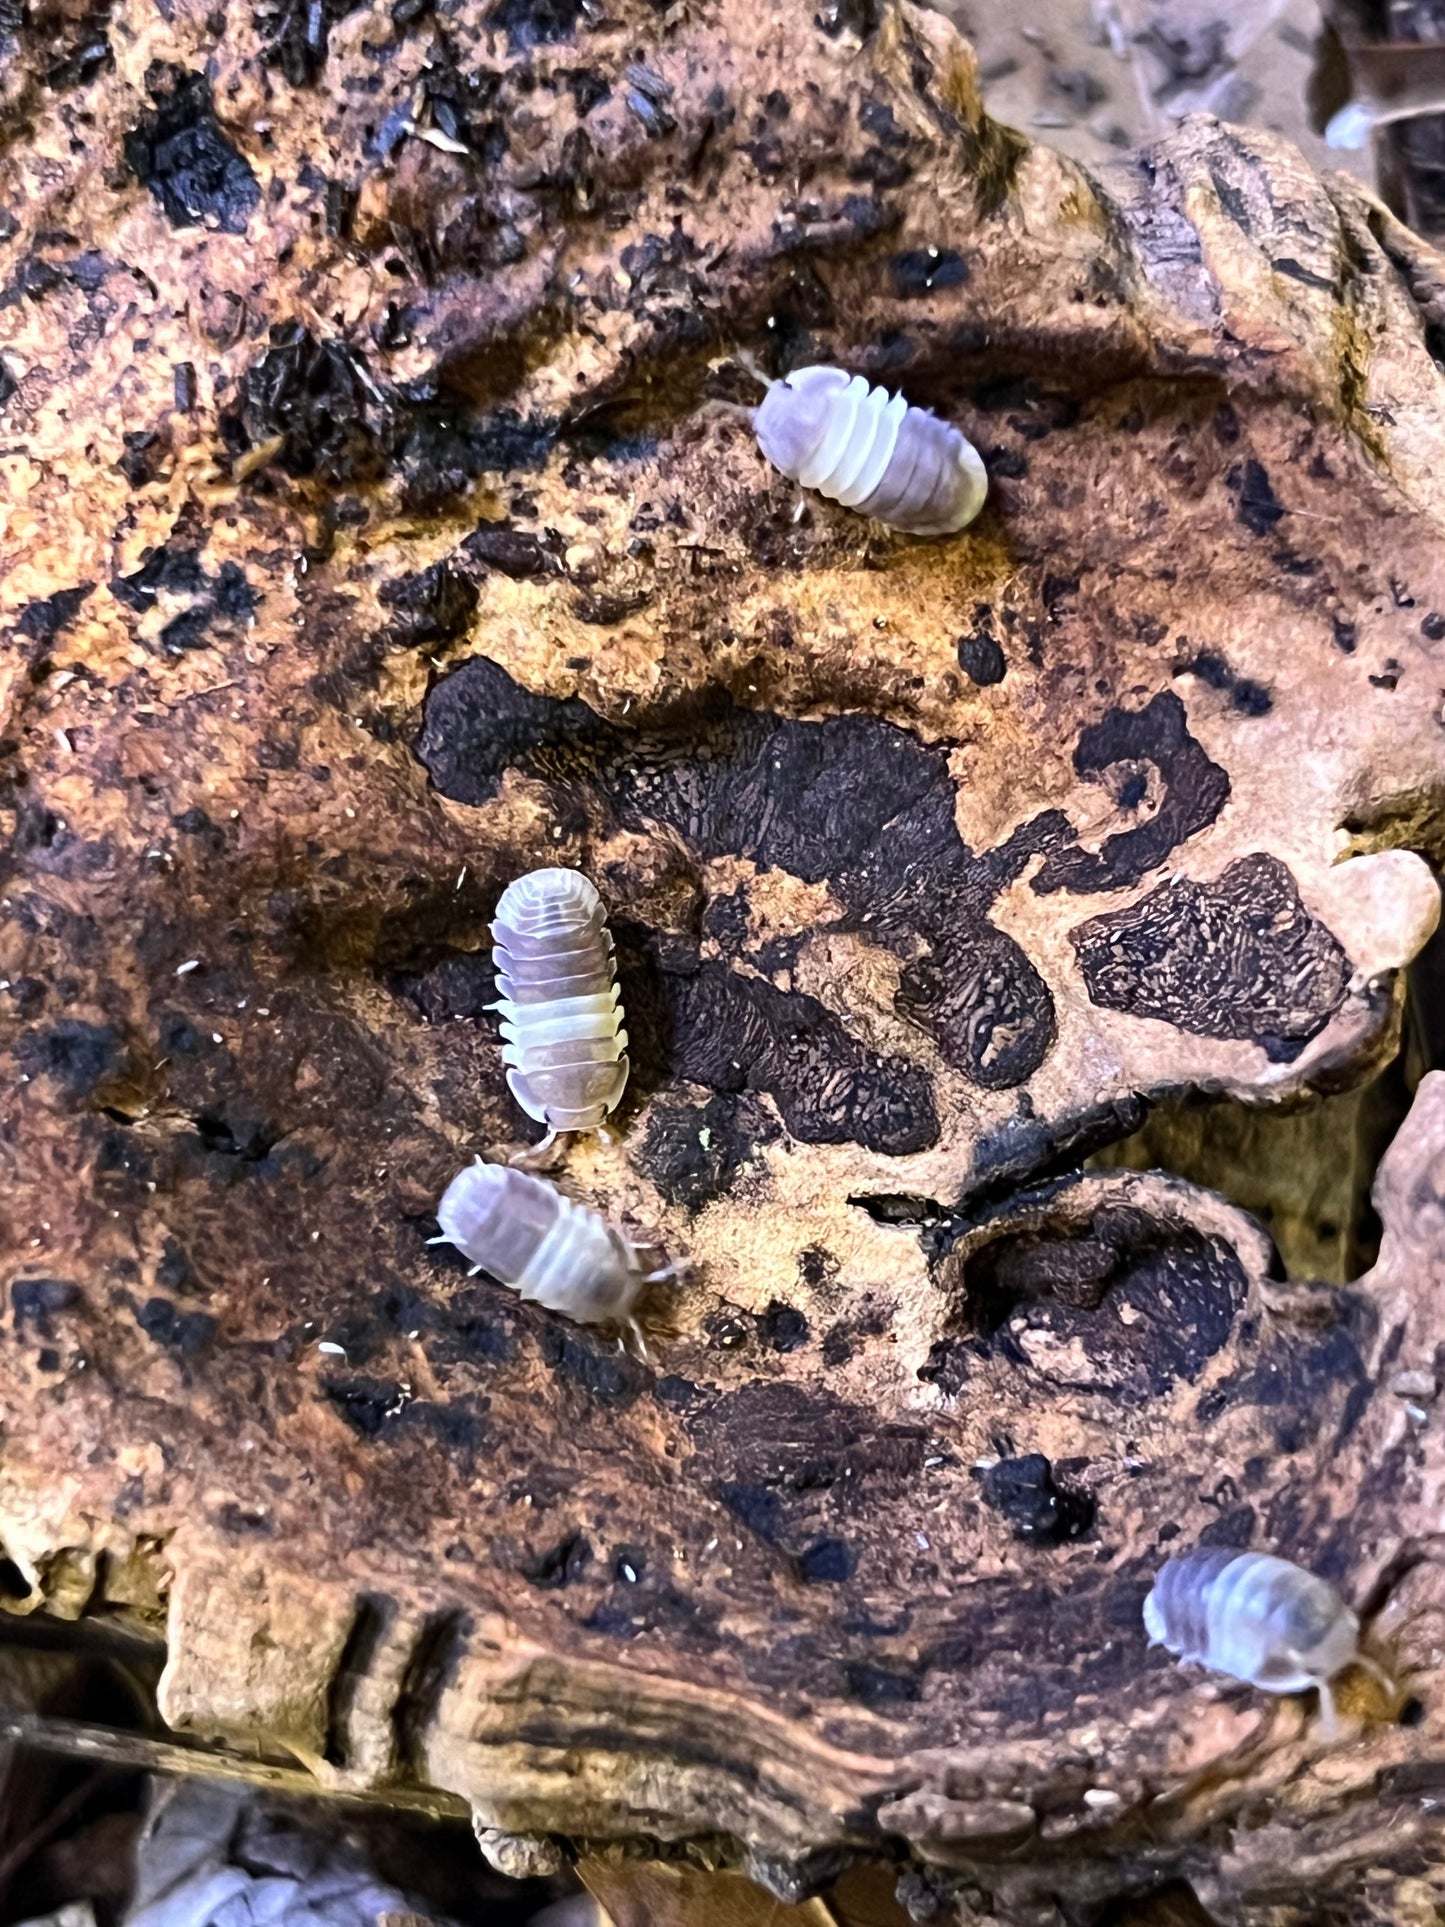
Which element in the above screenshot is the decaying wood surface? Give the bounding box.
[2,0,1445,1916]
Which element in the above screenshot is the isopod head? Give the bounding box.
[754,365,851,479]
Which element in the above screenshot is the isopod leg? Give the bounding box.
[1315,1678,1340,1742]
[643,1257,692,1287]
[509,1129,566,1171]
[1356,1652,1395,1691]
[621,1317,652,1364]
[734,348,774,393]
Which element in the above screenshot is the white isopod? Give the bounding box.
[490,867,628,1161]
[430,1158,670,1345]
[1144,1547,1391,1734]
[750,362,988,535]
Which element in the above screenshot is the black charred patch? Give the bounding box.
[111,544,208,611]
[12,1277,80,1335]
[187,1106,281,1166]
[669,964,938,1155]
[978,1453,1094,1545]
[216,1503,273,1535]
[225,324,388,485]
[114,546,256,653]
[1070,852,1350,1052]
[1033,690,1229,895]
[891,247,967,298]
[641,1092,754,1210]
[1331,615,1357,653]
[157,1236,204,1297]
[849,147,911,189]
[946,1200,1248,1400]
[1205,1322,1369,1454]
[418,661,1069,1101]
[461,523,559,578]
[322,1376,404,1436]
[490,0,585,52]
[16,1019,123,1097]
[816,0,881,39]
[124,67,260,234]
[523,1530,592,1588]
[796,1536,855,1582]
[1226,458,1284,538]
[1181,646,1272,717]
[844,1659,920,1705]
[701,890,750,958]
[956,632,1005,686]
[718,1481,785,1543]
[136,1296,217,1354]
[391,949,497,1024]
[654,1374,698,1405]
[821,1328,852,1367]
[15,582,94,645]
[537,1323,649,1407]
[895,926,1056,1093]
[380,561,479,647]
[416,653,606,806]
[759,1300,809,1352]
[36,1,114,89]
[256,0,363,86]
[224,328,538,507]
[1198,1504,1255,1548]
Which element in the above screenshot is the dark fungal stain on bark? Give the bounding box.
[978,1453,1094,1544]
[537,1322,650,1407]
[14,583,95,644]
[664,963,938,1154]
[1200,1321,1371,1455]
[1032,690,1229,896]
[123,67,260,235]
[1226,458,1285,537]
[1180,646,1272,716]
[932,1198,1249,1401]
[1069,852,1351,1054]
[135,1296,218,1354]
[379,562,478,646]
[222,328,551,506]
[956,631,1006,686]
[418,657,1065,1108]
[522,1530,592,1588]
[16,1019,125,1099]
[890,247,968,297]
[255,0,362,86]
[641,1091,758,1209]
[461,523,560,578]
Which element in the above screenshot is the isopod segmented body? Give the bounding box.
[1144,1548,1383,1732]
[752,364,988,536]
[491,867,628,1156]
[432,1159,657,1334]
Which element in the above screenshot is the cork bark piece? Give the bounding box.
[2,0,1445,1913]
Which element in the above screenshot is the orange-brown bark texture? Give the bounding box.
[2,0,1445,1916]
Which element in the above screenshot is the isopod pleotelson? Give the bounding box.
[490,867,628,1159]
[1144,1548,1390,1734]
[431,1160,670,1345]
[751,363,988,536]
